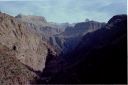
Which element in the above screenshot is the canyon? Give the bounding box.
[0,12,127,84]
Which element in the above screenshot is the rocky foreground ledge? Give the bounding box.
[0,12,57,85]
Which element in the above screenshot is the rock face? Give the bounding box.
[0,43,36,85]
[39,15,127,84]
[15,14,64,42]
[16,14,105,54]
[67,15,127,84]
[52,21,105,54]
[0,13,56,72]
[15,14,47,26]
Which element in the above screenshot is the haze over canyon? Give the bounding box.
[0,0,127,84]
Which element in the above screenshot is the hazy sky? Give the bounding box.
[0,0,127,23]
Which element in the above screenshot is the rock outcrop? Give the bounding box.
[0,43,36,85]
[52,21,105,54]
[15,14,64,42]
[0,12,56,72]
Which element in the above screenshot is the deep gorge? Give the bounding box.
[0,12,127,84]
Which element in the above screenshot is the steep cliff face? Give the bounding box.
[0,13,56,72]
[15,14,63,42]
[64,21,105,36]
[15,14,105,55]
[40,15,127,84]
[0,43,36,85]
[51,21,105,54]
[15,14,47,26]
[67,15,127,84]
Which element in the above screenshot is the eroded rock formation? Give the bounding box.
[0,12,56,84]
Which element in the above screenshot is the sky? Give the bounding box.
[0,0,127,23]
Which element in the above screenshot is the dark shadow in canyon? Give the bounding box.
[31,15,127,84]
